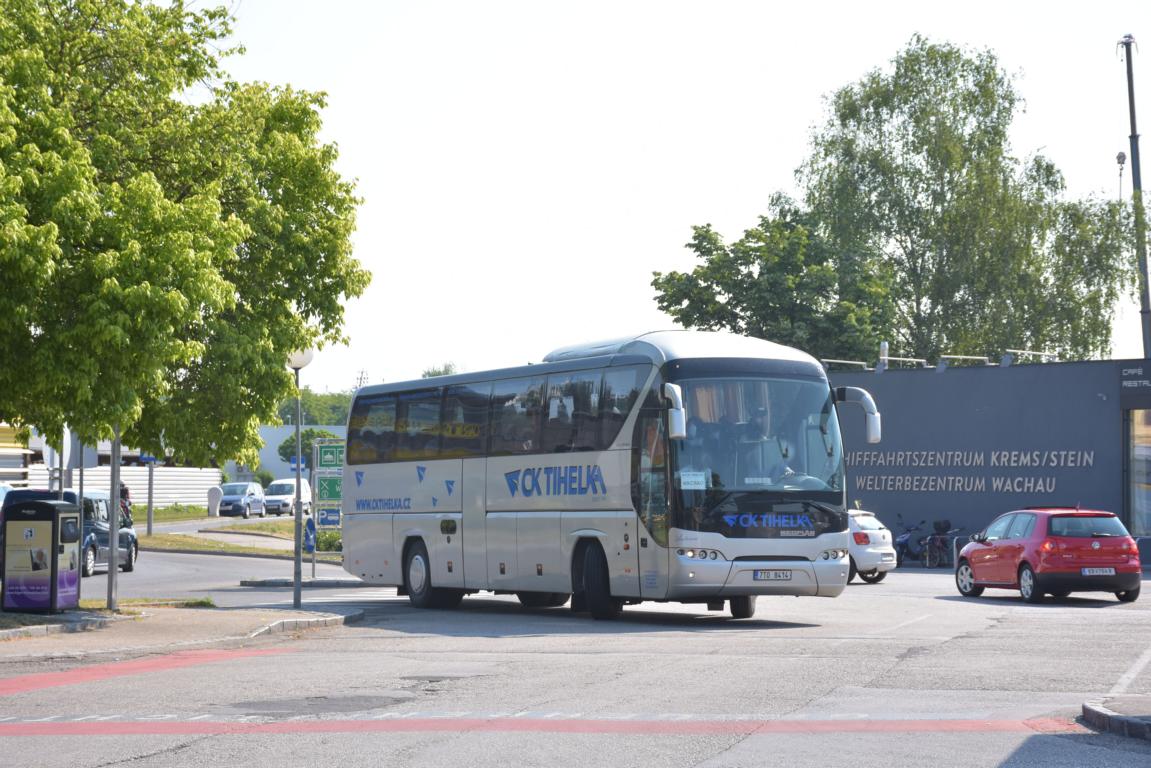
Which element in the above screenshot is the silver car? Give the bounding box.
[219,482,266,518]
[848,509,897,583]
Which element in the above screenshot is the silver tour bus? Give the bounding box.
[341,330,881,619]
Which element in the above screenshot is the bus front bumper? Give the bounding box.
[666,556,849,599]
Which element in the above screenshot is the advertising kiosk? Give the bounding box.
[1,499,82,613]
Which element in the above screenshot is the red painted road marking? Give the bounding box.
[0,648,292,697]
[0,717,1085,737]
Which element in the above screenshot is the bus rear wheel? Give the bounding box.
[583,544,622,620]
[404,540,463,609]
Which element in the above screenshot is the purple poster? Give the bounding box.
[3,521,52,611]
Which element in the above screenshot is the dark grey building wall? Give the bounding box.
[831,360,1129,536]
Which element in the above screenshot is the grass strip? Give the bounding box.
[140,532,340,562]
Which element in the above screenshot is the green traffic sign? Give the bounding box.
[317,476,342,501]
[318,443,345,468]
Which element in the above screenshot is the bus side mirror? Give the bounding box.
[664,382,687,441]
[835,386,882,444]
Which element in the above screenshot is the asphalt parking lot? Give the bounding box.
[2,567,1150,767]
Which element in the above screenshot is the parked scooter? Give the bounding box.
[894,515,927,567]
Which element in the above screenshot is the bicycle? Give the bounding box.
[924,521,963,568]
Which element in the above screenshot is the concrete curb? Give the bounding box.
[247,609,365,637]
[195,528,291,540]
[1082,699,1151,741]
[239,577,365,588]
[0,614,124,641]
[0,608,364,645]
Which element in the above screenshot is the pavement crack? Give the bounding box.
[90,736,211,766]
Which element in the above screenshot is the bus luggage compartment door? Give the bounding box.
[433,512,465,588]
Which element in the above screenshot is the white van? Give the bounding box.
[264,478,312,516]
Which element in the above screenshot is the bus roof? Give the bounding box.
[542,330,820,368]
[354,330,824,399]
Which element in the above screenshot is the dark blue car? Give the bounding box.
[1,488,138,576]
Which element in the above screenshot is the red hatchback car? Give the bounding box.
[955,507,1142,603]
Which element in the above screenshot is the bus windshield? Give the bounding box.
[670,376,845,535]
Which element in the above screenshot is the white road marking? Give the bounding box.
[1109,643,1151,695]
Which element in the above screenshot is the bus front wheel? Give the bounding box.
[583,544,622,620]
[404,540,463,609]
[730,595,757,619]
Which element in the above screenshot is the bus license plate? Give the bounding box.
[1082,567,1116,576]
[754,569,792,581]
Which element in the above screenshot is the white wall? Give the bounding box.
[26,465,223,509]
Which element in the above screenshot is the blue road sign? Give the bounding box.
[304,516,317,553]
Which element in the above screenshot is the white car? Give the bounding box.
[264,477,311,516]
[848,509,897,583]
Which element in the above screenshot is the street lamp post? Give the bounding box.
[287,349,314,609]
[1120,34,1150,359]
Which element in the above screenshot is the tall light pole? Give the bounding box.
[1120,34,1150,358]
[287,348,314,609]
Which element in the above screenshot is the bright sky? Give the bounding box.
[223,0,1149,392]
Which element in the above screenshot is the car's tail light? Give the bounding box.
[853,532,871,545]
[1040,538,1058,553]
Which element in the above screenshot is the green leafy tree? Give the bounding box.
[652,196,891,361]
[276,388,353,426]
[802,35,1132,361]
[0,0,369,465]
[422,363,457,378]
[278,427,338,466]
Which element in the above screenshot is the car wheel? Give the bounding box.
[121,541,137,572]
[955,560,984,597]
[1018,564,1043,603]
[729,595,757,619]
[82,545,97,577]
[583,544,622,620]
[259,505,266,518]
[1117,585,1140,603]
[859,570,887,584]
[242,505,250,519]
[848,558,858,583]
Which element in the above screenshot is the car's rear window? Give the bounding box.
[852,514,886,531]
[1048,515,1129,538]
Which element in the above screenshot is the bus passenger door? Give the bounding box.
[636,412,670,599]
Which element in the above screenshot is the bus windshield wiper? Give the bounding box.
[801,501,840,516]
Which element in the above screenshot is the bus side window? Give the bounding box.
[489,376,545,456]
[347,394,396,465]
[601,365,646,450]
[542,370,602,453]
[396,389,443,460]
[442,383,490,459]
[633,411,669,546]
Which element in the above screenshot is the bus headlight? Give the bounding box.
[677,549,725,561]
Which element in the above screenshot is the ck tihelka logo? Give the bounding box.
[355,471,364,487]
[504,464,607,498]
[723,513,814,530]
